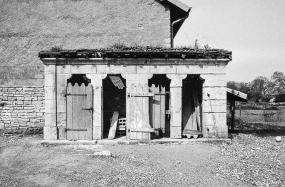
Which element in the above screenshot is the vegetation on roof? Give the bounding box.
[42,41,232,60]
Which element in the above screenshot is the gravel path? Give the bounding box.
[214,134,285,187]
[0,135,250,187]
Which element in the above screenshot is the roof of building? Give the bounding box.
[227,88,247,102]
[39,47,232,60]
[164,0,191,13]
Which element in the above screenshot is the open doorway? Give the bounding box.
[103,74,126,139]
[182,75,203,138]
[148,74,171,138]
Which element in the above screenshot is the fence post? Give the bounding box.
[230,100,235,131]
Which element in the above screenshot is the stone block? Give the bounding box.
[44,126,57,140]
[137,65,176,74]
[45,87,56,100]
[57,97,66,113]
[203,87,227,100]
[44,65,56,75]
[45,99,56,113]
[37,96,44,101]
[203,112,227,128]
[58,126,67,140]
[24,101,32,105]
[170,126,182,139]
[69,65,96,74]
[45,113,56,126]
[24,97,33,101]
[93,126,102,140]
[202,99,227,113]
[7,96,16,101]
[57,112,66,126]
[56,65,69,74]
[201,74,226,87]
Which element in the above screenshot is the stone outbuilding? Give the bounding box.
[39,48,232,140]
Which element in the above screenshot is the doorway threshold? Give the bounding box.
[41,137,231,146]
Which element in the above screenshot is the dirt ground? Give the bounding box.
[0,134,283,187]
[0,135,244,187]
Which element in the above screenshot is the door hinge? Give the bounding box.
[64,93,87,97]
[66,128,87,132]
[82,107,93,111]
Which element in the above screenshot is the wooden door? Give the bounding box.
[149,84,166,136]
[128,83,154,140]
[66,83,93,140]
[182,90,202,135]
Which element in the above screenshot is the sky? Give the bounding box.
[175,0,285,83]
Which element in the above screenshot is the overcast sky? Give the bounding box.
[175,0,285,83]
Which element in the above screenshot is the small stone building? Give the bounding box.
[39,48,232,140]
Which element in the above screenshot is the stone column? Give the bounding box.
[56,67,72,139]
[200,74,227,138]
[44,65,57,140]
[166,74,187,139]
[87,74,107,140]
[122,73,153,140]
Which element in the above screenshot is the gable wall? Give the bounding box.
[0,0,170,134]
[0,0,171,85]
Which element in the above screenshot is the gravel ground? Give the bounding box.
[214,133,285,187]
[0,135,248,187]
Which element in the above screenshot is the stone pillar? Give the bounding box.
[122,73,153,140]
[200,74,227,138]
[87,74,107,140]
[56,68,72,139]
[44,65,57,140]
[166,74,187,139]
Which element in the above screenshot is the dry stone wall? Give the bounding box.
[0,86,44,134]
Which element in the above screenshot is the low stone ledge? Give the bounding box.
[41,138,231,146]
[41,140,97,146]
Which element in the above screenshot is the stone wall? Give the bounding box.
[0,86,45,134]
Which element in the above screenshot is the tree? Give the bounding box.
[250,76,270,96]
[268,71,285,95]
[238,82,251,94]
[227,81,238,90]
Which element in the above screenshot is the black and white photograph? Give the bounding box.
[0,0,284,186]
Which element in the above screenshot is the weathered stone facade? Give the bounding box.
[0,86,45,134]
[1,0,190,134]
[40,51,231,140]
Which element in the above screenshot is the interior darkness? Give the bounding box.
[148,74,171,137]
[182,75,203,132]
[103,74,126,137]
[67,74,91,86]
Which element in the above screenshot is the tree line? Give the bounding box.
[227,71,285,102]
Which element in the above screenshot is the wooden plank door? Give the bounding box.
[128,83,154,140]
[66,83,93,140]
[182,90,202,134]
[149,84,166,136]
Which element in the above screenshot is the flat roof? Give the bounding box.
[39,47,232,60]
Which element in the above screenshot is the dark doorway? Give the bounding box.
[182,75,203,138]
[148,74,171,138]
[103,74,126,138]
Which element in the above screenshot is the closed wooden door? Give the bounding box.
[149,84,166,135]
[128,83,154,140]
[66,83,93,140]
